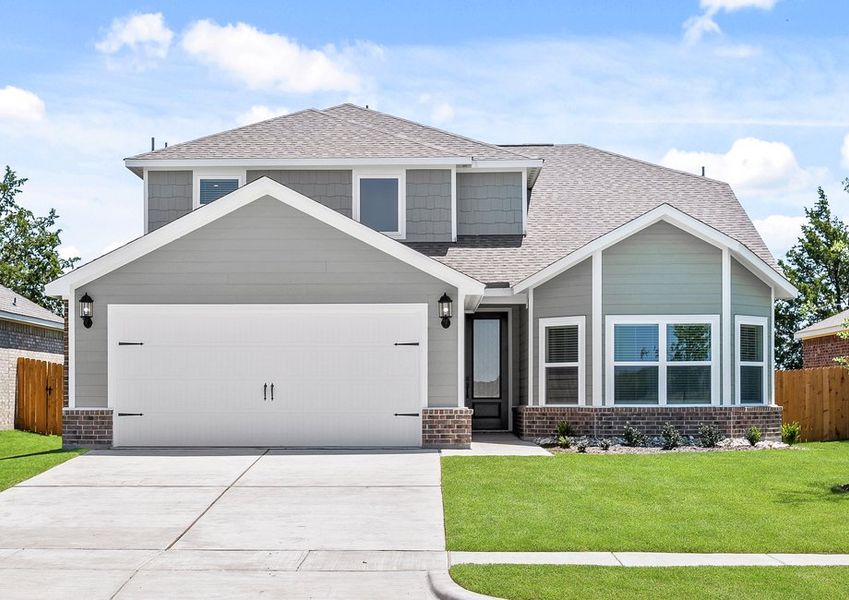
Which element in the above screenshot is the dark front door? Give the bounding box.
[466,313,509,430]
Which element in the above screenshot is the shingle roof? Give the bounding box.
[129,109,469,161]
[322,104,539,161]
[0,284,63,328]
[407,144,778,286]
[795,309,849,339]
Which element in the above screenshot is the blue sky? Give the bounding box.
[1,0,848,262]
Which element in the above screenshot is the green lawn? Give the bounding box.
[0,430,85,491]
[450,565,849,600]
[442,442,849,552]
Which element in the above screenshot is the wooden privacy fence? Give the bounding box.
[15,357,63,435]
[775,367,849,442]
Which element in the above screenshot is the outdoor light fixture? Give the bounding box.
[438,293,453,329]
[79,293,94,329]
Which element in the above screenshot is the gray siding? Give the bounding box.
[147,171,192,232]
[247,170,352,217]
[405,169,452,242]
[457,172,523,235]
[74,196,457,409]
[731,257,773,402]
[534,258,593,404]
[518,305,528,406]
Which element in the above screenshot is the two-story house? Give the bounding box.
[46,104,795,448]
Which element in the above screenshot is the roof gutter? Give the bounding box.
[0,310,63,331]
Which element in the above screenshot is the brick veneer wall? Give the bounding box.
[0,318,64,430]
[422,407,472,449]
[515,405,783,441]
[62,408,113,448]
[803,334,849,369]
[63,300,69,408]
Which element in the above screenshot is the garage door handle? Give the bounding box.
[118,412,144,417]
[263,383,267,401]
[394,342,419,346]
[118,341,144,346]
[270,383,274,401]
[394,412,420,417]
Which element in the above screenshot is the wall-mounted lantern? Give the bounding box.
[79,293,94,329]
[438,293,453,329]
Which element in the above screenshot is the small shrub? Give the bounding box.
[557,435,571,449]
[555,421,575,438]
[623,423,647,447]
[745,426,762,446]
[577,441,588,453]
[661,422,682,450]
[699,424,723,448]
[781,421,802,445]
[599,438,611,451]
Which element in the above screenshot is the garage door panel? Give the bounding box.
[110,305,426,447]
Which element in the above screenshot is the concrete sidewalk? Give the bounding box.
[450,551,849,567]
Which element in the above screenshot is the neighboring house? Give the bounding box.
[795,309,849,368]
[46,104,796,448]
[0,284,64,429]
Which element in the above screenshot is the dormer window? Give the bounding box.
[353,169,406,239]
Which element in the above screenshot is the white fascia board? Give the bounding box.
[513,204,798,299]
[464,159,544,169]
[0,311,63,331]
[45,177,486,298]
[795,325,848,341]
[124,157,472,169]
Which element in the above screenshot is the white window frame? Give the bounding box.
[352,168,406,239]
[193,169,246,209]
[539,316,586,406]
[605,315,720,407]
[735,315,769,405]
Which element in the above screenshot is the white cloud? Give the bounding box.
[841,133,849,169]
[430,102,455,125]
[235,105,290,126]
[714,43,762,59]
[182,20,361,93]
[661,137,816,195]
[684,0,777,44]
[96,12,173,71]
[0,86,45,122]
[753,214,805,257]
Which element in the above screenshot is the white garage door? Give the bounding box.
[108,304,427,447]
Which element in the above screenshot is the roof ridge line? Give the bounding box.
[125,107,319,160]
[316,108,470,159]
[324,103,539,161]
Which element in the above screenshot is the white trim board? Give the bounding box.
[513,203,797,300]
[46,177,485,299]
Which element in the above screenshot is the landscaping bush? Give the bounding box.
[623,423,647,447]
[577,441,588,453]
[557,435,571,449]
[555,421,574,438]
[599,438,611,451]
[661,422,682,450]
[782,421,802,445]
[745,426,762,446]
[699,424,723,448]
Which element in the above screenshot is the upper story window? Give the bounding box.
[606,315,719,406]
[199,178,240,205]
[353,170,406,238]
[736,316,768,405]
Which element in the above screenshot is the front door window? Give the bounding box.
[473,318,501,398]
[467,314,508,430]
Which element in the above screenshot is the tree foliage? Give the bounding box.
[0,166,78,314]
[775,179,849,369]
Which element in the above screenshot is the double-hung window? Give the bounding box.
[539,316,585,405]
[354,170,406,238]
[607,316,719,406]
[736,316,768,405]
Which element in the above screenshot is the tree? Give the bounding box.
[775,179,849,369]
[0,166,78,314]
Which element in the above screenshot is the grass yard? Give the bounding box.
[442,442,849,553]
[0,430,85,491]
[449,565,849,600]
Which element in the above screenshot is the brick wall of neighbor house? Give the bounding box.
[63,300,69,407]
[62,409,113,448]
[514,406,783,441]
[803,334,849,368]
[0,319,64,429]
[422,407,472,449]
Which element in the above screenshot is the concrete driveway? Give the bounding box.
[0,449,446,599]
